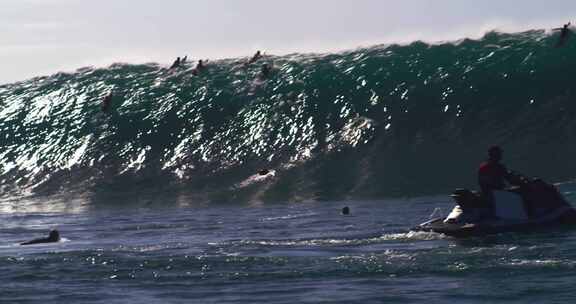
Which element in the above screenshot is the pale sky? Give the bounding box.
[1,0,575,84]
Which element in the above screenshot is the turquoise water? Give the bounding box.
[1,29,576,303]
[1,30,576,202]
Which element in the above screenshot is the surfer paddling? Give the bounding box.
[170,57,181,69]
[170,55,189,69]
[247,50,263,65]
[20,230,61,245]
[192,60,206,75]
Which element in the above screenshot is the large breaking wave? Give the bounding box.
[1,29,575,205]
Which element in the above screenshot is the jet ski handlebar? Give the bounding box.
[507,170,532,186]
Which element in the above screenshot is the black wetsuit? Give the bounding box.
[21,231,60,245]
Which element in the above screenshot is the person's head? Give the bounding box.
[49,230,60,240]
[488,145,502,162]
[341,206,350,215]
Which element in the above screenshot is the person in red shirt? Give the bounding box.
[476,146,517,217]
[478,146,514,194]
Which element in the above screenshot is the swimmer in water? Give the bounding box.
[21,230,61,245]
[341,206,350,215]
[101,91,113,112]
[554,22,572,47]
[170,57,181,69]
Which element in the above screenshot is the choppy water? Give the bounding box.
[3,189,576,303]
[2,28,576,303]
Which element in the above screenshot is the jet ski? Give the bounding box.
[413,178,576,237]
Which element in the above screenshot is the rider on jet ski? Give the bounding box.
[413,146,576,235]
[478,146,515,193]
[478,146,525,212]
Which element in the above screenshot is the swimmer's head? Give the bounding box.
[49,230,60,241]
[341,206,350,215]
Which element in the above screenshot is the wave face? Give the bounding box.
[1,30,576,204]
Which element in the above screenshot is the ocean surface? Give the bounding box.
[1,29,576,303]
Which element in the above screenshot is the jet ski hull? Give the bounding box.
[413,207,576,237]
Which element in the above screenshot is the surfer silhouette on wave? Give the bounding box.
[247,51,263,65]
[192,60,206,75]
[170,57,181,69]
[554,22,572,48]
[101,91,113,112]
